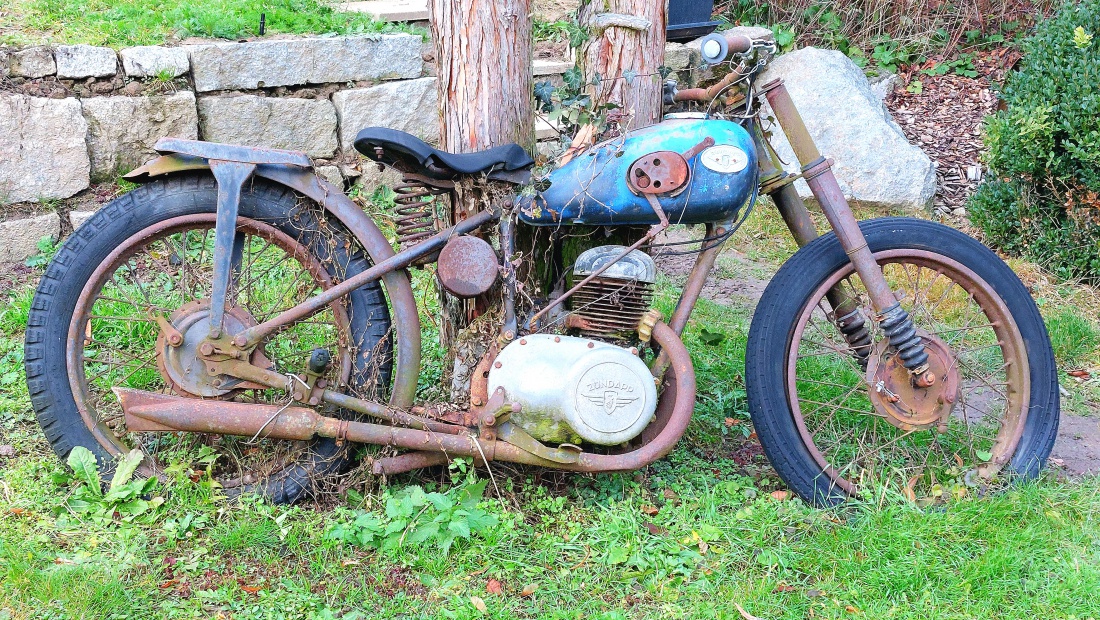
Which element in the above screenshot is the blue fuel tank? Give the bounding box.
[519,118,758,227]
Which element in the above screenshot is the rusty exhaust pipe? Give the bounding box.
[116,321,696,474]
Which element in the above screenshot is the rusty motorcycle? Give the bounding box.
[25,31,1060,505]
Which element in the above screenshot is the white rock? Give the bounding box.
[868,71,898,101]
[120,46,190,78]
[0,213,61,263]
[0,94,90,204]
[759,47,936,213]
[82,92,199,180]
[55,45,117,79]
[69,210,97,229]
[187,35,422,92]
[333,77,439,152]
[10,47,56,78]
[314,165,344,187]
[198,95,338,158]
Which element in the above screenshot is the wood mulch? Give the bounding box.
[884,47,1022,215]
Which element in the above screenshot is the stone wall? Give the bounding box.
[0,35,450,261]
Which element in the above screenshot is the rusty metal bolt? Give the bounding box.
[482,414,496,426]
[233,335,247,347]
[309,396,320,405]
[554,336,561,343]
[630,347,639,355]
[519,338,527,345]
[913,371,937,388]
[199,343,215,356]
[168,333,183,346]
[587,342,595,348]
[494,361,502,369]
[504,330,515,341]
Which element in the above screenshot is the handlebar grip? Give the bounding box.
[699,32,772,65]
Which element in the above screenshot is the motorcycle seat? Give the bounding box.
[354,127,534,181]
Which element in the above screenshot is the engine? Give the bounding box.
[485,245,660,447]
[486,334,658,446]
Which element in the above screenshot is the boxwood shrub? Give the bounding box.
[969,0,1100,282]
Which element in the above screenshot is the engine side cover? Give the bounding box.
[487,335,658,446]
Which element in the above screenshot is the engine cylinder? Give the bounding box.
[570,246,657,339]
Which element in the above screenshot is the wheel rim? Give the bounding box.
[786,249,1030,499]
[66,214,354,488]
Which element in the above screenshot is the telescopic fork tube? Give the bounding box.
[758,79,932,381]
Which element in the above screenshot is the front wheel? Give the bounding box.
[747,218,1059,506]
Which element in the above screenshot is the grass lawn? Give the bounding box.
[0,0,421,48]
[1,199,1099,619]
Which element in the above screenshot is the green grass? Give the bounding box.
[0,0,424,48]
[2,202,1100,618]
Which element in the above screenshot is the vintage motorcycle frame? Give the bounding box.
[107,35,938,478]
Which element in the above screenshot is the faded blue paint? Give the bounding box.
[519,118,759,227]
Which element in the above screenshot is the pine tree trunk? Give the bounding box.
[428,0,534,396]
[577,0,667,133]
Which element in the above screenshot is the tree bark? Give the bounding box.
[429,0,535,156]
[577,0,667,132]
[428,0,534,396]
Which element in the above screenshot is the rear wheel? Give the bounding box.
[25,173,393,503]
[746,218,1059,506]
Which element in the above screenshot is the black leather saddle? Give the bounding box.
[353,127,534,182]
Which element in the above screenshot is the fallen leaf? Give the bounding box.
[748,431,758,440]
[724,417,736,428]
[644,521,668,536]
[806,589,825,598]
[640,505,659,516]
[241,585,261,594]
[903,475,919,503]
[770,490,790,501]
[662,488,679,501]
[845,605,860,613]
[9,508,26,516]
[159,579,179,589]
[53,558,75,565]
[735,603,763,620]
[341,559,359,567]
[773,583,796,593]
[1050,457,1065,467]
[698,540,709,554]
[521,583,538,597]
[1067,369,1091,379]
[0,445,14,457]
[486,579,503,595]
[470,595,487,612]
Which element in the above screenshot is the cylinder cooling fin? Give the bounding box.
[569,246,657,339]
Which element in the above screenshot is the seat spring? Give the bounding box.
[393,176,446,250]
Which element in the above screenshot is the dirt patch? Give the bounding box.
[1051,413,1100,476]
[653,227,771,306]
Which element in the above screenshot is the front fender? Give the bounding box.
[123,151,422,409]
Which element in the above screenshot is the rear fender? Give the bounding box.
[123,141,421,408]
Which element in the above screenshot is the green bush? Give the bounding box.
[969,0,1100,282]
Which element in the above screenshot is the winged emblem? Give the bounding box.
[582,390,640,415]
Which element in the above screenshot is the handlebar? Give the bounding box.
[698,31,775,65]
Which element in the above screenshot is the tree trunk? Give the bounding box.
[428,0,534,397]
[429,0,535,156]
[577,0,667,133]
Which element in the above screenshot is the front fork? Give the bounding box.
[756,79,933,385]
